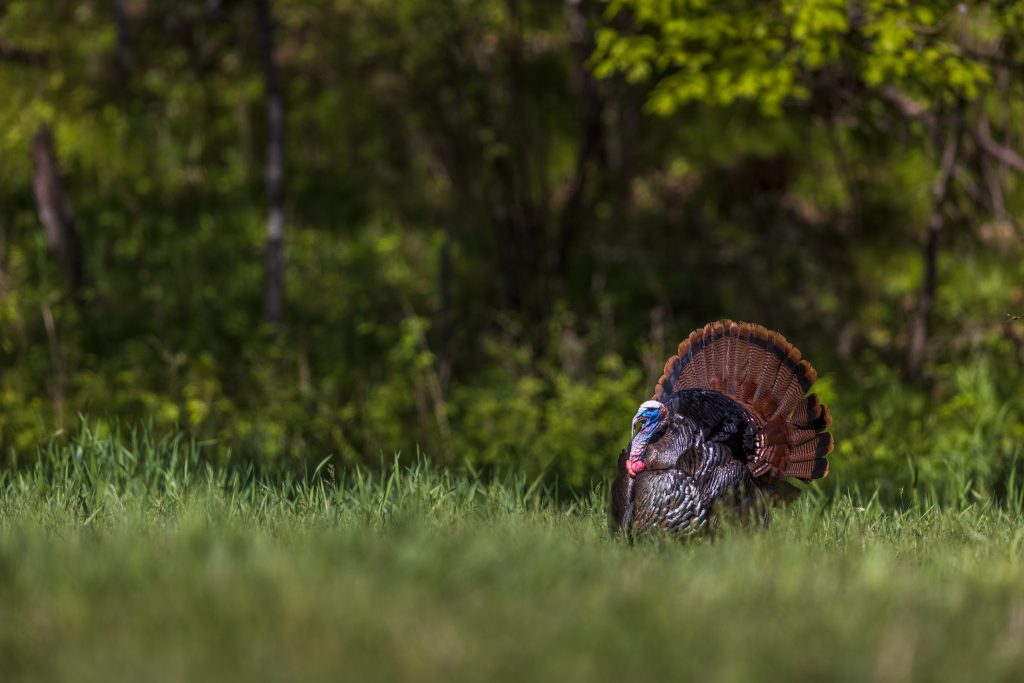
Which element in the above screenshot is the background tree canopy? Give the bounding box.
[1,0,1023,500]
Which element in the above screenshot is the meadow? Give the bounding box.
[4,2,1024,681]
[2,429,1023,683]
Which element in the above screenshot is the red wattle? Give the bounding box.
[626,458,646,477]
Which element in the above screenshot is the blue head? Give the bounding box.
[627,400,668,477]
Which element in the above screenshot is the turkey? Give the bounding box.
[610,320,834,537]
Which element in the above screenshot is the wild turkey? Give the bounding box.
[610,320,833,536]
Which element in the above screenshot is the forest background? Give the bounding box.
[2,0,1024,502]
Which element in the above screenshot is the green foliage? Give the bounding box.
[595,0,847,114]
[452,345,643,488]
[832,356,1024,503]
[1,0,1024,500]
[593,0,993,114]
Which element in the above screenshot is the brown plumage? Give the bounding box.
[611,320,834,537]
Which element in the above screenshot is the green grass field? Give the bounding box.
[2,431,1024,682]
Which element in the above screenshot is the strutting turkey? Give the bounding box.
[610,320,833,537]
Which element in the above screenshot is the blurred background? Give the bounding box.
[0,0,1022,500]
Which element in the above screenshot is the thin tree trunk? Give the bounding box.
[906,114,961,377]
[558,0,605,291]
[31,124,84,296]
[41,301,67,432]
[906,217,940,377]
[112,0,132,82]
[498,0,543,323]
[437,220,453,393]
[257,0,286,327]
[978,115,1011,227]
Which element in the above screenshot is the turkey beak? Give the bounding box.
[631,415,644,440]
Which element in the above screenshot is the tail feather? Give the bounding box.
[752,332,784,411]
[773,360,815,421]
[722,322,740,394]
[793,394,831,430]
[790,425,823,447]
[727,323,747,396]
[781,457,829,480]
[653,320,833,483]
[709,323,730,391]
[787,433,835,463]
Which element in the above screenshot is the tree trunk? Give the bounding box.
[31,124,84,296]
[906,217,940,377]
[496,0,545,323]
[906,114,961,377]
[112,0,133,82]
[558,0,606,291]
[437,220,453,393]
[257,0,286,327]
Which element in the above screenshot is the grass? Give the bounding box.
[2,430,1024,682]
